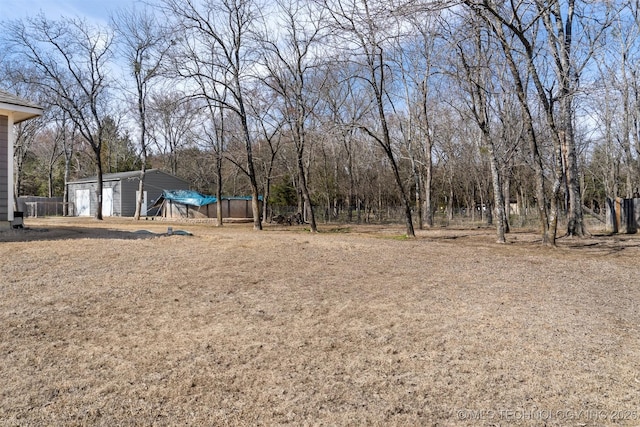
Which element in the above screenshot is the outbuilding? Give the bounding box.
[0,90,43,228]
[66,169,189,217]
[151,189,260,221]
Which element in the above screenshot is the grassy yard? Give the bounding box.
[1,218,639,426]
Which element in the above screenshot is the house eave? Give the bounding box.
[0,104,44,123]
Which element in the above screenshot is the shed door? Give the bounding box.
[102,188,113,217]
[135,191,148,216]
[75,189,90,216]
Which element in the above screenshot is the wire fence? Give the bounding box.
[23,201,68,217]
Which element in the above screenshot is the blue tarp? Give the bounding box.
[151,190,263,210]
[161,190,218,207]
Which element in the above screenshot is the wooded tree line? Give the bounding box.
[1,0,638,242]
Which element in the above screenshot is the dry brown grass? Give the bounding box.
[1,217,640,426]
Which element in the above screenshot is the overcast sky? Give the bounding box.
[0,0,148,23]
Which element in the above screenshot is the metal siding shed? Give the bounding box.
[67,169,190,217]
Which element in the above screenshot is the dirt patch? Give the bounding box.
[1,218,639,425]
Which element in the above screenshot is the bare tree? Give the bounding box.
[464,0,611,239]
[459,7,551,242]
[13,117,42,202]
[113,5,173,219]
[6,15,114,219]
[462,0,563,244]
[589,0,640,199]
[58,112,77,216]
[147,91,198,175]
[248,90,285,224]
[320,0,415,237]
[455,21,508,242]
[196,89,228,227]
[164,0,264,230]
[540,0,584,236]
[392,12,440,228]
[260,0,326,232]
[318,62,372,223]
[31,122,64,197]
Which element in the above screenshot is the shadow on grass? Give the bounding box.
[555,233,640,255]
[0,226,172,243]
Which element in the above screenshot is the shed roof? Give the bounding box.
[0,90,44,123]
[67,169,189,185]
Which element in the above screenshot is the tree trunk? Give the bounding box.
[413,161,423,230]
[502,169,510,234]
[261,176,269,226]
[447,186,454,221]
[423,137,433,228]
[216,154,224,227]
[548,142,564,246]
[63,137,72,217]
[488,147,506,243]
[562,113,587,237]
[95,156,104,220]
[545,0,586,237]
[239,106,261,230]
[63,163,70,216]
[298,155,317,232]
[134,162,146,220]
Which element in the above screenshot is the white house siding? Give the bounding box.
[0,115,8,222]
[0,92,43,225]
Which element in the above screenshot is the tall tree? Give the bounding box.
[58,111,77,216]
[6,15,114,219]
[113,5,173,219]
[248,90,285,224]
[165,0,264,230]
[392,12,440,228]
[197,89,228,227]
[31,122,64,198]
[461,5,551,242]
[260,0,326,232]
[590,0,640,199]
[320,0,415,237]
[318,63,372,223]
[455,20,508,242]
[540,0,584,236]
[464,0,610,239]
